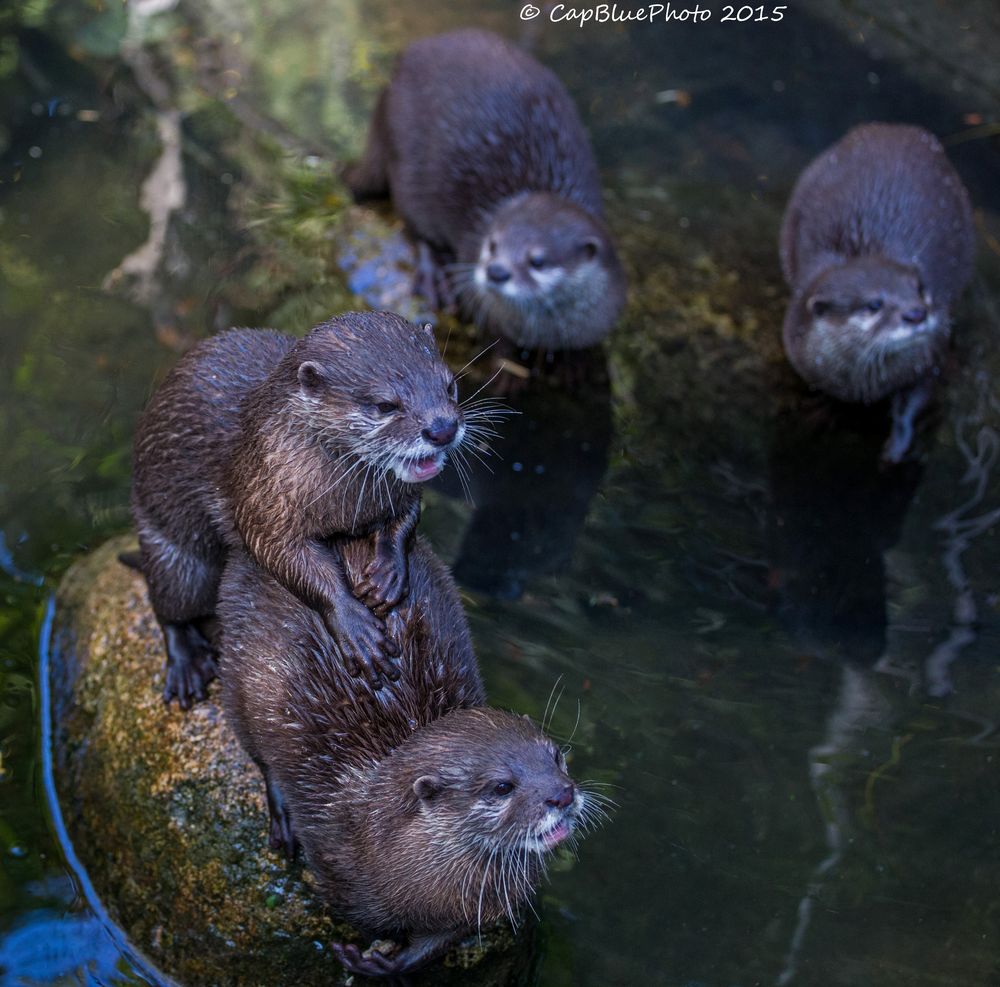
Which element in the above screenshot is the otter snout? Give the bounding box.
[546,784,575,809]
[422,418,460,447]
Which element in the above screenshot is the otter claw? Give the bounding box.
[357,553,409,612]
[161,623,218,710]
[330,942,400,978]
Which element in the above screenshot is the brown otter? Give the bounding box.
[779,124,975,458]
[346,28,626,351]
[131,312,464,707]
[217,538,596,977]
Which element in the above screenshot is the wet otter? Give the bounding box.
[218,539,593,977]
[131,313,464,707]
[346,28,626,351]
[779,124,975,457]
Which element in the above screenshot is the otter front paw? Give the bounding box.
[323,601,400,687]
[355,551,409,614]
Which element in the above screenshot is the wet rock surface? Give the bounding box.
[48,537,529,986]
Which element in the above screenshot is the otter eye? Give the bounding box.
[866,298,884,313]
[448,378,458,401]
[528,250,547,270]
[493,781,515,797]
[487,238,498,256]
[581,238,600,261]
[375,401,401,415]
[810,300,831,317]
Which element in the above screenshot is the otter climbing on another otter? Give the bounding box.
[131,312,465,706]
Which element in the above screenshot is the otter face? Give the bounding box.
[411,710,582,855]
[460,193,625,349]
[294,313,465,484]
[784,258,946,404]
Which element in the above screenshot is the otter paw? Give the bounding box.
[355,552,409,612]
[330,942,402,978]
[162,623,218,710]
[324,604,400,687]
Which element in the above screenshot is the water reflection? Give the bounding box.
[434,352,611,600]
[768,395,925,666]
[0,913,139,987]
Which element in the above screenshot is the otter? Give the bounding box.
[346,28,626,351]
[217,538,594,977]
[131,312,464,707]
[779,123,975,458]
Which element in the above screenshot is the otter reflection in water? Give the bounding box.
[768,395,925,666]
[433,350,612,599]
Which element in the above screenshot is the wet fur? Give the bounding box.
[218,540,588,972]
[347,29,625,350]
[131,313,460,701]
[780,123,975,404]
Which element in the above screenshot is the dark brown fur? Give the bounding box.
[218,539,590,977]
[779,123,975,406]
[346,29,626,350]
[131,313,463,706]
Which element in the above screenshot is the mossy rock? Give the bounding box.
[48,537,533,986]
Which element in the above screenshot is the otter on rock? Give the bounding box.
[131,312,465,707]
[779,123,975,460]
[218,538,599,978]
[346,28,626,351]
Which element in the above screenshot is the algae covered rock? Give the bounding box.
[48,537,532,986]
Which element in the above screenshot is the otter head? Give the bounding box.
[294,311,464,484]
[465,193,626,349]
[372,707,588,929]
[410,708,581,855]
[784,257,946,404]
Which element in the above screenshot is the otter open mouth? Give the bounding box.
[396,454,445,484]
[536,817,573,851]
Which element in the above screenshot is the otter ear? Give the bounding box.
[581,237,600,260]
[297,361,326,392]
[420,322,436,339]
[413,775,443,801]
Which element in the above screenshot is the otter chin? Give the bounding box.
[784,256,946,405]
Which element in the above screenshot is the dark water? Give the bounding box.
[2,1,1000,984]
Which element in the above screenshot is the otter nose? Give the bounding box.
[486,262,512,284]
[422,418,458,448]
[545,784,575,810]
[902,307,928,324]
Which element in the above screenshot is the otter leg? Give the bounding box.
[343,89,391,200]
[330,930,460,978]
[354,496,420,615]
[883,377,934,464]
[161,622,218,710]
[414,241,458,312]
[136,526,222,709]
